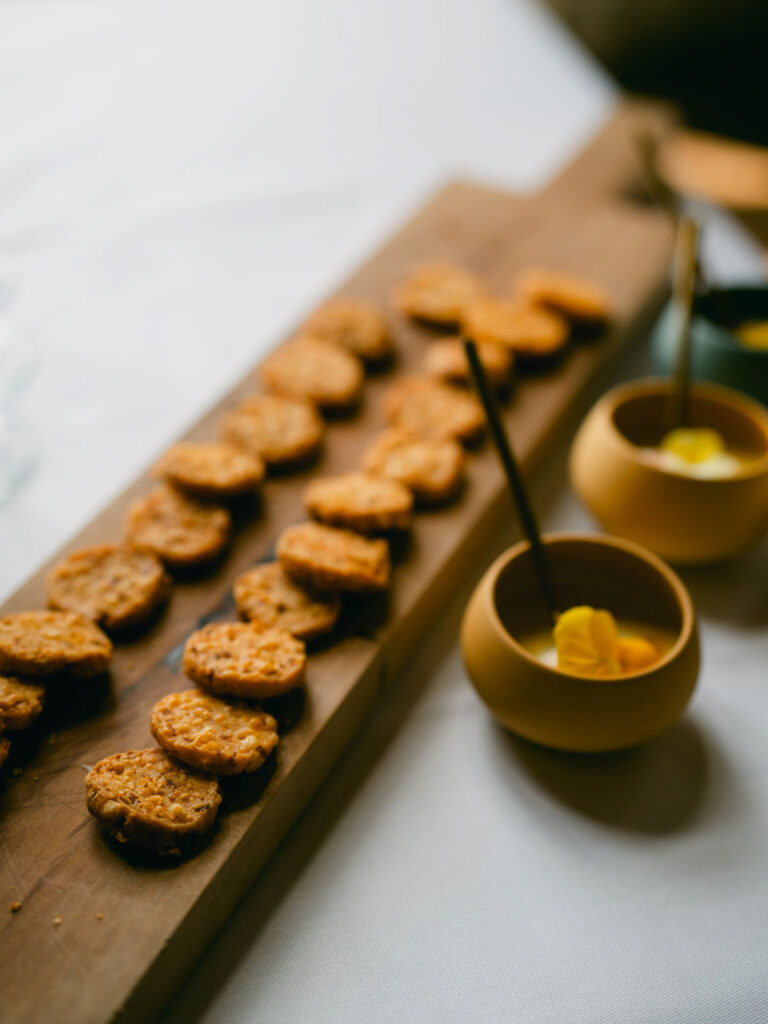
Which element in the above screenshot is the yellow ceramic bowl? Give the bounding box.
[570,378,768,564]
[461,533,699,753]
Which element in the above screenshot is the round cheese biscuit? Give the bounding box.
[125,487,230,570]
[515,267,610,325]
[155,442,264,500]
[277,521,390,592]
[424,337,513,387]
[219,394,323,468]
[0,675,45,731]
[48,544,170,632]
[260,338,364,412]
[183,623,306,699]
[0,611,112,679]
[303,298,392,363]
[85,748,221,856]
[150,689,278,775]
[361,428,465,504]
[304,472,413,533]
[234,562,340,641]
[394,262,482,325]
[463,297,569,358]
[384,376,485,443]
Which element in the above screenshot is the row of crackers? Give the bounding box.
[0,262,609,860]
[85,326,477,854]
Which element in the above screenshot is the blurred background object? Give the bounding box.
[546,0,768,250]
[657,132,768,211]
[546,0,768,146]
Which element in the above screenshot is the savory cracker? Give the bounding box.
[260,338,364,412]
[234,562,340,641]
[384,376,485,443]
[150,689,278,775]
[424,336,513,387]
[304,472,413,533]
[0,676,45,731]
[183,623,306,699]
[515,267,610,325]
[219,394,323,467]
[303,298,392,363]
[155,442,264,500]
[85,747,221,856]
[394,262,482,325]
[48,544,170,632]
[361,428,465,504]
[462,297,569,358]
[0,611,112,679]
[277,521,390,592]
[125,487,230,570]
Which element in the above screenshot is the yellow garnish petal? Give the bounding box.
[737,320,768,351]
[660,427,725,465]
[591,609,620,659]
[553,605,620,677]
[617,636,658,673]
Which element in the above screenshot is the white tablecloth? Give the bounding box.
[0,0,610,599]
[2,3,767,1023]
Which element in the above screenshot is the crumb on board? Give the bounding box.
[52,916,62,927]
[96,913,104,921]
[9,902,21,913]
[81,764,94,772]
[12,767,23,777]
[32,775,39,781]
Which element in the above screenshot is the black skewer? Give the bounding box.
[669,216,701,430]
[633,130,680,227]
[464,338,557,626]
[633,131,710,292]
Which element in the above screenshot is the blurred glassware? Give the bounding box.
[0,276,38,504]
[651,285,768,407]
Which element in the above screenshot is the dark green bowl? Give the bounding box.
[652,286,768,407]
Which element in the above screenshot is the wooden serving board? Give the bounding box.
[1,103,675,1024]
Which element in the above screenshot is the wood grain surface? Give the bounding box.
[0,104,674,1024]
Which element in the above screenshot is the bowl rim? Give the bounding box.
[485,531,695,684]
[598,377,768,482]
